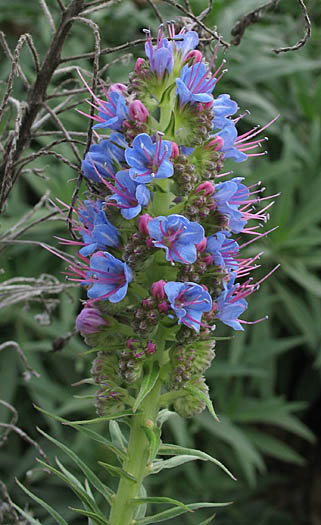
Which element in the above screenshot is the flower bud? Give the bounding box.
[195,237,207,252]
[207,135,224,151]
[174,376,209,418]
[151,280,166,300]
[128,100,149,122]
[108,83,127,94]
[146,341,156,354]
[76,306,108,336]
[195,181,215,196]
[135,58,145,74]
[170,142,180,159]
[184,50,202,63]
[138,213,152,235]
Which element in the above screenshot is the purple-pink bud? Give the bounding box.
[127,338,138,349]
[138,213,152,235]
[135,58,145,74]
[196,237,207,252]
[151,280,166,300]
[128,100,149,122]
[207,135,224,151]
[76,306,108,336]
[158,300,170,313]
[108,83,127,94]
[170,142,179,159]
[184,50,203,63]
[195,181,215,196]
[146,341,156,354]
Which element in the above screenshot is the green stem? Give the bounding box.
[108,377,162,525]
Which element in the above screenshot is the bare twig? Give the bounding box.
[146,0,164,24]
[0,0,86,212]
[197,0,213,22]
[0,342,40,379]
[59,37,149,63]
[0,34,32,122]
[81,0,120,15]
[25,33,41,73]
[231,0,280,46]
[0,32,29,87]
[56,0,65,9]
[0,272,77,310]
[39,0,56,33]
[0,423,48,462]
[0,480,20,523]
[163,0,229,48]
[0,401,18,448]
[273,0,311,54]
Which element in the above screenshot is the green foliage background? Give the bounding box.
[0,0,321,523]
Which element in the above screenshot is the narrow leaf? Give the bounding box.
[16,479,68,525]
[34,404,125,460]
[185,385,219,421]
[133,496,192,513]
[109,420,128,453]
[142,424,161,463]
[69,507,108,525]
[37,427,114,502]
[62,409,137,425]
[135,502,231,523]
[158,444,236,481]
[98,461,137,482]
[133,363,160,413]
[151,455,203,473]
[35,459,103,516]
[12,503,43,525]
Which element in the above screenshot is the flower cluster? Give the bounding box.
[66,22,278,418]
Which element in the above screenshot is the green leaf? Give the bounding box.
[135,502,231,523]
[16,479,68,525]
[98,461,137,482]
[185,384,219,421]
[142,424,161,463]
[35,459,103,516]
[34,404,125,460]
[69,508,108,525]
[133,362,160,413]
[109,420,128,454]
[37,427,114,503]
[133,496,192,513]
[12,503,43,525]
[151,455,207,473]
[158,444,236,480]
[62,409,137,425]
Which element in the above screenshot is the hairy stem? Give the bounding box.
[108,377,162,525]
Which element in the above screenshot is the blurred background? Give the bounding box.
[0,0,321,523]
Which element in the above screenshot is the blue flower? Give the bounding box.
[82,133,127,183]
[215,274,247,330]
[164,281,212,333]
[148,214,204,264]
[214,177,249,233]
[108,170,150,220]
[206,231,239,273]
[78,200,120,257]
[87,251,133,303]
[176,63,216,106]
[93,91,128,130]
[145,30,174,76]
[215,124,248,162]
[212,94,238,131]
[173,30,199,58]
[125,133,173,183]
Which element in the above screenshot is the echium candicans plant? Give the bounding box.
[46,22,279,524]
